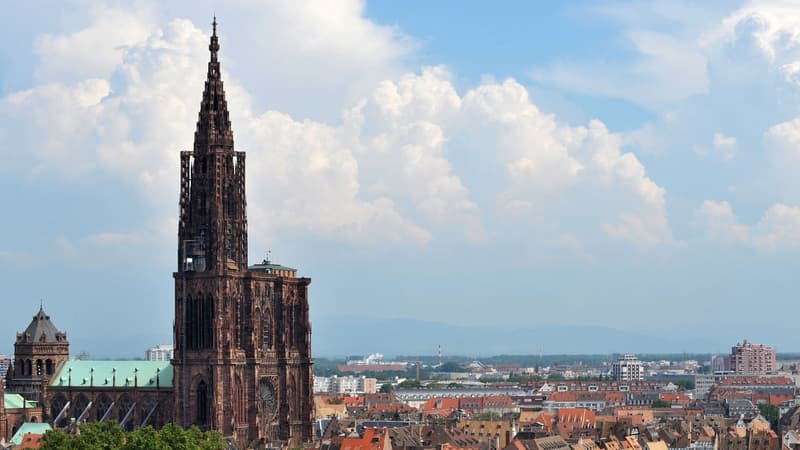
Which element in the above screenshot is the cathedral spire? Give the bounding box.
[194,16,233,152]
[210,16,219,62]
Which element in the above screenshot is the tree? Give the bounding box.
[439,362,468,373]
[40,422,226,450]
[380,383,394,393]
[651,399,671,408]
[758,403,780,429]
[398,379,421,388]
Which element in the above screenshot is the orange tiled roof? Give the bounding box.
[17,433,45,450]
[341,428,389,450]
[421,397,460,417]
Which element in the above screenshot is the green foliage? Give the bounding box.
[438,362,469,373]
[474,412,502,421]
[40,422,226,450]
[651,399,671,408]
[675,379,695,390]
[380,383,394,393]
[758,403,780,429]
[398,379,421,388]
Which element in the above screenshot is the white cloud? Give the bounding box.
[34,4,156,83]
[695,200,800,250]
[694,200,750,244]
[695,132,737,160]
[766,116,800,199]
[0,3,674,249]
[531,30,708,109]
[713,132,737,150]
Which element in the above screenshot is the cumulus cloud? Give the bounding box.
[695,200,800,250]
[0,2,673,250]
[766,116,800,199]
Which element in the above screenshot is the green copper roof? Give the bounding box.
[249,260,296,272]
[50,360,173,389]
[10,422,52,445]
[4,393,37,409]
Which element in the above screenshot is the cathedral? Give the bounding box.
[1,19,314,449]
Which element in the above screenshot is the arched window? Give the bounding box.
[118,394,135,432]
[35,360,42,376]
[197,380,209,425]
[45,359,53,375]
[25,360,32,376]
[73,394,90,423]
[95,394,112,422]
[236,376,246,423]
[51,394,68,428]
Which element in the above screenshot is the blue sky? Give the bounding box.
[2,0,800,357]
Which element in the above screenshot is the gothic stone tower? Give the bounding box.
[173,19,314,448]
[7,307,69,402]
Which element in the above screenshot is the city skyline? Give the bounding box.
[2,1,800,357]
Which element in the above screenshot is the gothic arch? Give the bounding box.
[50,393,68,428]
[196,379,209,427]
[95,393,112,422]
[138,396,158,428]
[118,394,135,431]
[235,375,246,424]
[72,394,90,423]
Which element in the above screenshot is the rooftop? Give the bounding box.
[50,360,173,389]
[17,307,66,344]
[248,259,297,277]
[10,423,52,446]
[4,393,38,409]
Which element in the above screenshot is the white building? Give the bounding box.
[612,353,644,381]
[145,344,174,361]
[313,375,377,394]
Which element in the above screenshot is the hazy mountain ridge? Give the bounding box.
[311,315,727,358]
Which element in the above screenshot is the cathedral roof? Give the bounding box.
[50,360,173,389]
[4,393,37,409]
[20,307,65,344]
[249,260,296,272]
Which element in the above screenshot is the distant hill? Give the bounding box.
[310,315,727,358]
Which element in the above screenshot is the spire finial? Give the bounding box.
[209,15,220,62]
[40,299,43,311]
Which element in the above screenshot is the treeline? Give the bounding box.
[40,422,226,450]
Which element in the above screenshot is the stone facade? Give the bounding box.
[172,18,314,448]
[6,307,69,403]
